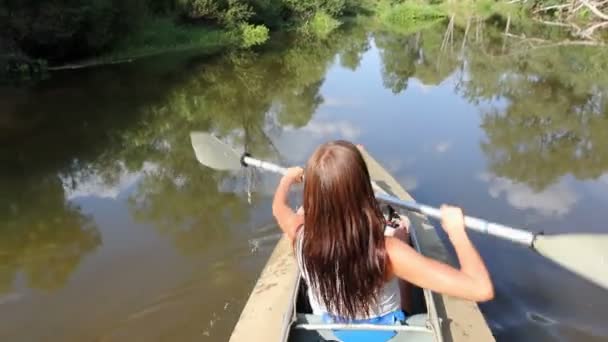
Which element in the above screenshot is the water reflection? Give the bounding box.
[0,16,607,342]
[479,173,579,217]
[376,16,608,192]
[0,176,100,294]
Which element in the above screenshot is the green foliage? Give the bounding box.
[2,0,607,72]
[222,0,254,26]
[182,0,220,19]
[375,0,446,34]
[0,0,360,69]
[105,17,233,61]
[385,2,446,23]
[180,0,254,25]
[380,1,447,25]
[283,0,348,18]
[301,11,342,38]
[0,0,149,61]
[239,23,270,47]
[0,55,47,83]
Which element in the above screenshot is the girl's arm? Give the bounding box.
[272,167,305,241]
[387,205,494,302]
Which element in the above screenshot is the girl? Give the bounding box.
[272,140,493,341]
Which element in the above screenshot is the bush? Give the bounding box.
[375,0,446,33]
[0,0,360,66]
[222,0,254,27]
[239,23,270,47]
[0,54,47,83]
[107,17,233,60]
[383,2,446,25]
[0,0,148,61]
[180,0,253,26]
[283,0,348,19]
[301,11,342,38]
[183,0,221,19]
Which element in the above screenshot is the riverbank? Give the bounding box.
[3,0,607,82]
[1,0,369,81]
[47,19,238,72]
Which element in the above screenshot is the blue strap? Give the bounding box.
[322,310,406,342]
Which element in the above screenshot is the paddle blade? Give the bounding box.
[190,131,242,171]
[534,234,608,290]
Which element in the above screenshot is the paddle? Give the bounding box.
[190,131,608,290]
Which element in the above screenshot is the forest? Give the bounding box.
[0,0,359,72]
[2,0,607,80]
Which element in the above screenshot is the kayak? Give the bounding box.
[229,149,495,342]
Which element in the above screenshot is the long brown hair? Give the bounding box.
[302,140,387,319]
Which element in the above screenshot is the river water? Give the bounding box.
[1,18,607,342]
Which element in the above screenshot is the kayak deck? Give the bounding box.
[229,149,494,342]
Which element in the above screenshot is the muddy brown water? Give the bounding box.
[1,21,607,342]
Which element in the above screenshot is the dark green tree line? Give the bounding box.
[0,0,362,68]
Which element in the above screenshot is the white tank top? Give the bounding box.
[295,227,401,319]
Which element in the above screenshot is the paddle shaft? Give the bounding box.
[244,156,536,247]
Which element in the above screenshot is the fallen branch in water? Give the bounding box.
[503,32,606,46]
[580,21,608,36]
[533,18,572,27]
[534,4,570,13]
[579,0,608,20]
[525,0,608,39]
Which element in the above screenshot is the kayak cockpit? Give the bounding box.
[286,277,440,342]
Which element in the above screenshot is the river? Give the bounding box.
[1,18,607,342]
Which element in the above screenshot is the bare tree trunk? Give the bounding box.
[502,15,511,53]
[441,14,455,52]
[461,16,471,56]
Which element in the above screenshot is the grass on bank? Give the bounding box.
[99,17,269,62]
[375,0,446,34]
[373,0,521,35]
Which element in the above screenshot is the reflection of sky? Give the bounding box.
[479,172,579,217]
[61,162,157,200]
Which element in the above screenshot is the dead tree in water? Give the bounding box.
[531,0,608,39]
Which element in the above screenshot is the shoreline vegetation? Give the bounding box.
[2,0,607,81]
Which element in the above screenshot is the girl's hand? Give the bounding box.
[397,215,411,233]
[440,205,466,239]
[282,167,304,185]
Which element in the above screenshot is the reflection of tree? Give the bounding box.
[478,75,608,190]
[0,54,199,294]
[456,20,608,189]
[374,23,462,93]
[129,168,247,256]
[376,32,418,93]
[374,14,608,189]
[112,29,372,255]
[338,24,372,71]
[0,28,372,290]
[0,176,100,294]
